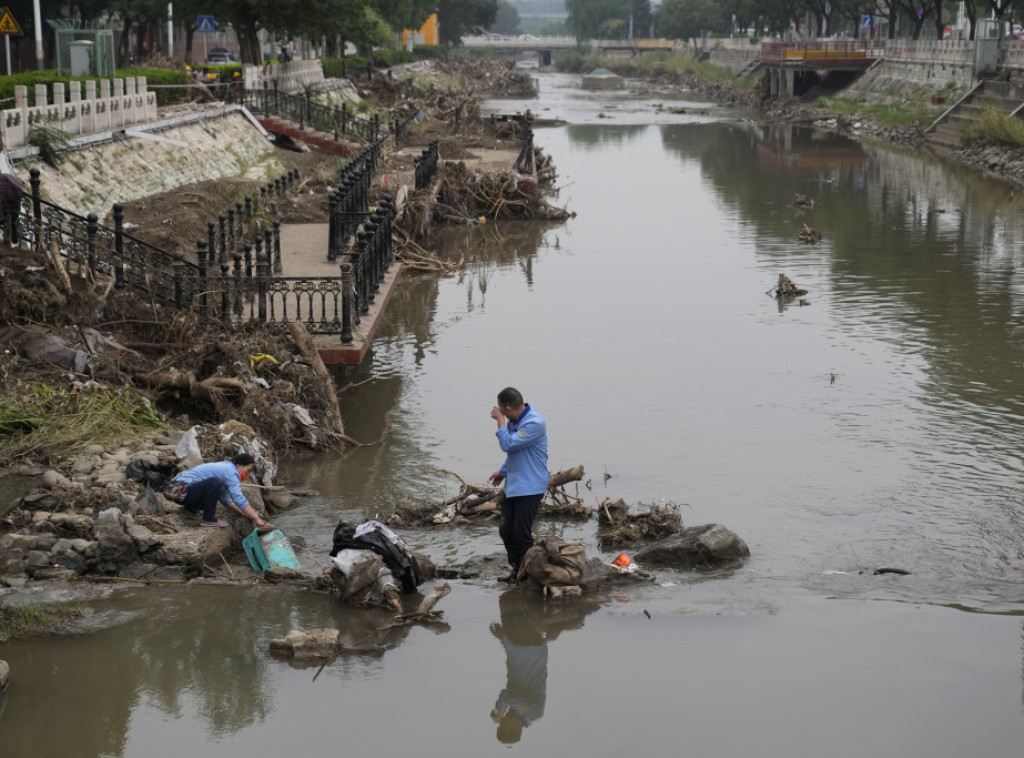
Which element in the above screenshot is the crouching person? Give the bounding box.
[166,453,272,528]
[329,520,425,611]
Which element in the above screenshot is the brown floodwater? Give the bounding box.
[6,73,1024,756]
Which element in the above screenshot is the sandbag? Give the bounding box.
[521,539,587,587]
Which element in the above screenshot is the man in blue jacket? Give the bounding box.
[489,387,548,583]
[168,453,271,528]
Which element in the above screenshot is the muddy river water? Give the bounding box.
[6,73,1024,756]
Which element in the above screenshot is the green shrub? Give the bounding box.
[0,68,191,107]
[373,49,414,67]
[413,45,444,59]
[960,105,1024,147]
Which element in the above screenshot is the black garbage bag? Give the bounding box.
[125,459,179,489]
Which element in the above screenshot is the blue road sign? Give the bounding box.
[197,15,215,33]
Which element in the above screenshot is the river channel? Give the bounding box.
[6,73,1024,756]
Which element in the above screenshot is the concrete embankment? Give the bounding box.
[26,108,280,219]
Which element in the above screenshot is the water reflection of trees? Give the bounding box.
[489,590,601,744]
[661,119,1024,436]
[566,124,650,151]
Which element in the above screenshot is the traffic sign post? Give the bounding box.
[197,15,214,60]
[0,6,23,75]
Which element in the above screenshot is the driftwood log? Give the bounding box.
[387,465,587,528]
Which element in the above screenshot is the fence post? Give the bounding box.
[173,251,185,309]
[219,214,227,262]
[354,229,367,317]
[256,250,268,322]
[86,212,98,275]
[341,262,353,344]
[328,190,338,262]
[228,207,236,257]
[197,238,209,324]
[233,251,244,316]
[273,220,282,273]
[245,196,252,220]
[219,261,231,323]
[262,79,269,117]
[113,203,125,289]
[207,221,218,264]
[341,103,347,136]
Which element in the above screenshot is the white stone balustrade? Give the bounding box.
[1,76,158,149]
[243,60,324,94]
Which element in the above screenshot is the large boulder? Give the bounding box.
[634,524,749,569]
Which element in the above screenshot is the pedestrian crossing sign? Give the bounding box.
[0,7,23,35]
[197,15,215,33]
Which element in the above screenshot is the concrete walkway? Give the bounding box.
[277,221,401,366]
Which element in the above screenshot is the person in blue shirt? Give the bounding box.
[489,387,548,583]
[169,453,271,528]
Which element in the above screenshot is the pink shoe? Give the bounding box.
[201,519,229,527]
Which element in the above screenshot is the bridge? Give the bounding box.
[758,40,884,99]
[460,35,678,65]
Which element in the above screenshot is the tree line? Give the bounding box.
[566,0,1024,41]
[2,0,501,66]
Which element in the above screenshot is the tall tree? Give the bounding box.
[437,0,498,44]
[565,0,631,41]
[371,0,436,33]
[657,0,727,42]
[492,0,521,34]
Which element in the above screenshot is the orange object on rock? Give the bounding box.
[612,553,631,568]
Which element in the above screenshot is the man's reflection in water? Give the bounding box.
[489,589,600,744]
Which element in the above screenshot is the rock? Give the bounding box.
[633,524,750,569]
[132,489,165,516]
[96,507,122,526]
[263,490,299,513]
[51,551,88,574]
[269,628,340,660]
[126,523,161,553]
[151,528,233,568]
[0,548,25,574]
[0,659,8,693]
[94,522,139,570]
[31,566,78,581]
[40,470,73,489]
[31,535,58,551]
[81,444,106,456]
[49,513,95,534]
[1,575,28,588]
[71,457,98,475]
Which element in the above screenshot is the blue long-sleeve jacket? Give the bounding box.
[173,461,250,510]
[497,404,548,497]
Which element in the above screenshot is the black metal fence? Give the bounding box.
[239,84,383,143]
[415,140,440,191]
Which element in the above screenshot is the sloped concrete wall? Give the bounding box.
[21,110,276,219]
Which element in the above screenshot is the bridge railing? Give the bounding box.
[760,40,885,65]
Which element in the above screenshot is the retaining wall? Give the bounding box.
[243,60,325,94]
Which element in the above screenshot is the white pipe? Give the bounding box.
[167,3,173,57]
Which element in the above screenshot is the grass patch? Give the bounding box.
[0,383,166,464]
[960,105,1024,148]
[0,602,85,641]
[813,96,935,127]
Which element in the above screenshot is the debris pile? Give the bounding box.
[385,465,586,528]
[596,500,683,548]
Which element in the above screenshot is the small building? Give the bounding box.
[582,68,624,90]
[402,13,439,48]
